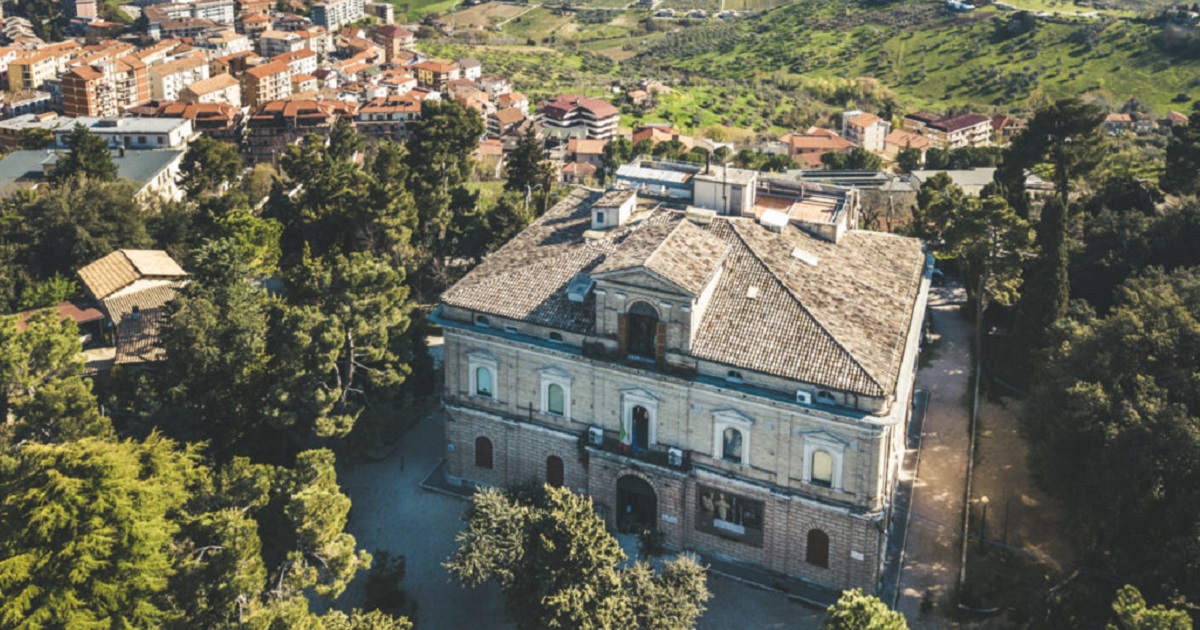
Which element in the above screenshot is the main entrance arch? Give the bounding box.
[616,474,657,533]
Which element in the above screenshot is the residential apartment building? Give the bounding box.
[198,30,252,58]
[412,59,460,90]
[179,73,241,106]
[356,93,421,141]
[371,24,414,63]
[9,50,61,91]
[245,98,356,163]
[903,112,991,150]
[537,94,620,140]
[62,58,150,117]
[242,60,292,107]
[149,54,210,101]
[157,102,243,142]
[257,30,305,58]
[435,185,930,594]
[311,0,365,32]
[841,111,890,153]
[53,116,193,150]
[272,48,318,77]
[194,0,236,23]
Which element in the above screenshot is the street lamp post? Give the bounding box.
[979,495,990,550]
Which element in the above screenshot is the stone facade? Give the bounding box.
[435,189,930,594]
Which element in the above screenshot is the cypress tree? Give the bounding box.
[1014,195,1070,366]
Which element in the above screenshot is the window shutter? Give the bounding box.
[617,313,627,356]
[655,322,667,364]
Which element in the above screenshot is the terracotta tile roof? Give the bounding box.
[1168,111,1189,124]
[883,129,929,150]
[184,73,238,95]
[441,191,926,396]
[149,54,206,76]
[245,59,290,78]
[567,137,606,155]
[593,218,730,296]
[65,65,105,80]
[490,107,524,125]
[927,113,990,133]
[77,249,186,300]
[114,307,167,364]
[102,280,183,325]
[847,112,883,127]
[14,300,103,331]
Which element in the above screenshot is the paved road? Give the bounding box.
[337,410,826,628]
[894,282,972,628]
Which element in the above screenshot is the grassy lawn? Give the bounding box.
[501,7,577,41]
[387,0,461,20]
[998,0,1137,16]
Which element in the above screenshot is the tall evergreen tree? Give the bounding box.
[53,123,118,183]
[404,100,483,252]
[179,136,243,198]
[994,98,1106,216]
[505,128,552,194]
[1013,196,1071,366]
[1162,109,1200,197]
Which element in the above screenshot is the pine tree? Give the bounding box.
[53,123,118,183]
[179,136,243,197]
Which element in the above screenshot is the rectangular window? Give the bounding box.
[696,485,764,547]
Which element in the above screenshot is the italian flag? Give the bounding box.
[619,423,631,450]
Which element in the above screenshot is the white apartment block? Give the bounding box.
[149,55,210,101]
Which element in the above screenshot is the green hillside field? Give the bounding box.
[625,0,1200,114]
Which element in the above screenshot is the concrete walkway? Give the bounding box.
[894,282,972,628]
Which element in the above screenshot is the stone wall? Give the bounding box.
[445,405,883,590]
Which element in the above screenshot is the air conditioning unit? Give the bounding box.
[668,447,683,467]
[588,426,604,446]
[796,390,812,405]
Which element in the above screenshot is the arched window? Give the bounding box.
[548,332,563,343]
[722,427,743,463]
[546,455,564,488]
[816,390,837,406]
[806,529,830,568]
[547,383,565,416]
[474,436,493,469]
[726,370,743,384]
[626,301,659,359]
[475,315,490,327]
[475,366,494,398]
[811,450,833,488]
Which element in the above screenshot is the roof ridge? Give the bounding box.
[728,221,884,393]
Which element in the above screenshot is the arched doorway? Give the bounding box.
[546,455,564,488]
[616,474,657,533]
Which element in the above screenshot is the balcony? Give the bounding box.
[583,429,690,472]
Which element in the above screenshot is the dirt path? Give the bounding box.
[895,282,972,628]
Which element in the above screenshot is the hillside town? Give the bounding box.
[1,0,1200,626]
